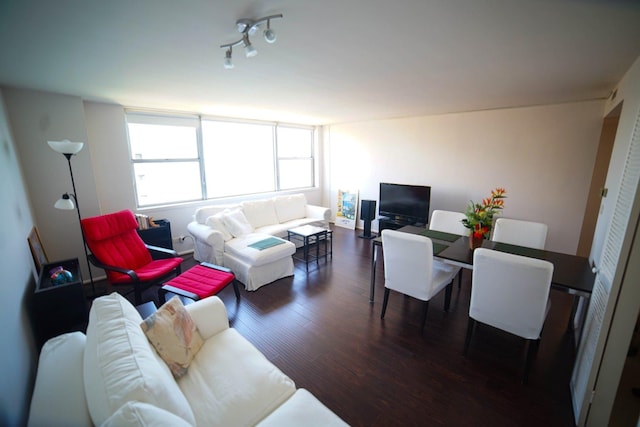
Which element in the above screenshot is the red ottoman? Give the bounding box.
[159,262,240,303]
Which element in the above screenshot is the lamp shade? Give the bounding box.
[264,28,277,43]
[54,194,75,210]
[245,44,257,58]
[48,139,84,155]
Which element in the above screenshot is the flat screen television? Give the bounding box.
[379,182,431,225]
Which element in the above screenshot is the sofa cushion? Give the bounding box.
[141,296,204,379]
[256,389,348,427]
[222,209,254,237]
[274,194,307,223]
[242,199,279,229]
[84,293,195,426]
[178,328,296,427]
[206,212,233,241]
[28,332,92,427]
[225,233,296,267]
[194,204,239,225]
[101,402,193,427]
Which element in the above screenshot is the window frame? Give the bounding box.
[125,110,317,208]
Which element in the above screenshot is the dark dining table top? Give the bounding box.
[375,225,595,297]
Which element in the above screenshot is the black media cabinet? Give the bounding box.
[378,217,426,233]
[137,219,173,249]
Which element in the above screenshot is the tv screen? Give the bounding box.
[379,182,431,224]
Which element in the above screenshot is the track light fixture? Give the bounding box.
[220,13,282,68]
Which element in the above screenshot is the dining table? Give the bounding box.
[369,225,595,338]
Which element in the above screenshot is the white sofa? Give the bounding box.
[28,293,348,427]
[187,194,331,291]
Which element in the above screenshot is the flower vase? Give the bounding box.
[469,234,484,250]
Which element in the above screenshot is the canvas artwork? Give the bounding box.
[335,189,358,230]
[27,227,48,275]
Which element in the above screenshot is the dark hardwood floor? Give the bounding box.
[95,225,577,426]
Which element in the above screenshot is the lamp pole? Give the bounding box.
[63,153,96,297]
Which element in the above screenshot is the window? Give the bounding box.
[126,112,315,207]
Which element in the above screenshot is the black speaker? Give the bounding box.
[359,200,376,239]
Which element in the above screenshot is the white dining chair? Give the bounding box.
[380,229,458,333]
[429,210,469,288]
[463,248,554,383]
[491,218,548,249]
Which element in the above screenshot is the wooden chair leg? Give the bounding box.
[457,269,463,289]
[232,280,241,301]
[134,285,143,306]
[158,287,168,304]
[444,281,453,312]
[463,318,476,356]
[381,288,390,319]
[420,301,430,334]
[523,339,537,384]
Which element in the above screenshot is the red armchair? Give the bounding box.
[81,209,183,305]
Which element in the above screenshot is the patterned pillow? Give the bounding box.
[141,296,204,378]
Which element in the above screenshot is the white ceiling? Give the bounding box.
[1,1,639,125]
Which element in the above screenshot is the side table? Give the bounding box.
[31,258,88,348]
[287,225,333,271]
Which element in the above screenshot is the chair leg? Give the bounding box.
[444,281,453,312]
[523,339,537,384]
[463,318,476,356]
[158,286,168,304]
[232,280,241,301]
[133,285,142,306]
[457,269,463,289]
[381,288,390,319]
[420,301,430,334]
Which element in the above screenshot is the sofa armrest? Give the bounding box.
[184,296,229,340]
[187,221,225,264]
[28,332,92,427]
[187,221,225,246]
[306,204,331,222]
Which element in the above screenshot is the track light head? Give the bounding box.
[243,34,257,57]
[264,20,277,43]
[223,48,234,69]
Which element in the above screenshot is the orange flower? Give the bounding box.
[462,187,508,239]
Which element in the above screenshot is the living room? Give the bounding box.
[2,2,640,426]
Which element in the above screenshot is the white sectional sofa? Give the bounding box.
[28,293,348,427]
[187,193,331,291]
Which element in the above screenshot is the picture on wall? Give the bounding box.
[335,189,358,229]
[27,226,48,275]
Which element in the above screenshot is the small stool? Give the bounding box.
[159,262,240,304]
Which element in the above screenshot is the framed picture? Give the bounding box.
[335,189,358,230]
[27,227,49,275]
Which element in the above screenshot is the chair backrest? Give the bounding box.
[470,248,553,340]
[381,229,436,301]
[81,210,152,280]
[429,210,469,236]
[491,218,548,249]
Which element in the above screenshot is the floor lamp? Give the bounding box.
[48,139,97,297]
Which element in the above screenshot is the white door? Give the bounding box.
[571,105,640,425]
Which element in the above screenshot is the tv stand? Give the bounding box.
[378,217,425,233]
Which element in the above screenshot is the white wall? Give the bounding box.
[327,101,604,254]
[0,90,38,426]
[3,88,101,282]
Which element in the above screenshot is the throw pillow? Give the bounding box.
[141,296,204,379]
[222,208,254,237]
[206,213,233,241]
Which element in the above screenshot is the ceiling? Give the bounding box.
[1,1,640,125]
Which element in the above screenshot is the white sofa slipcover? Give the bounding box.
[28,293,348,427]
[187,194,331,291]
